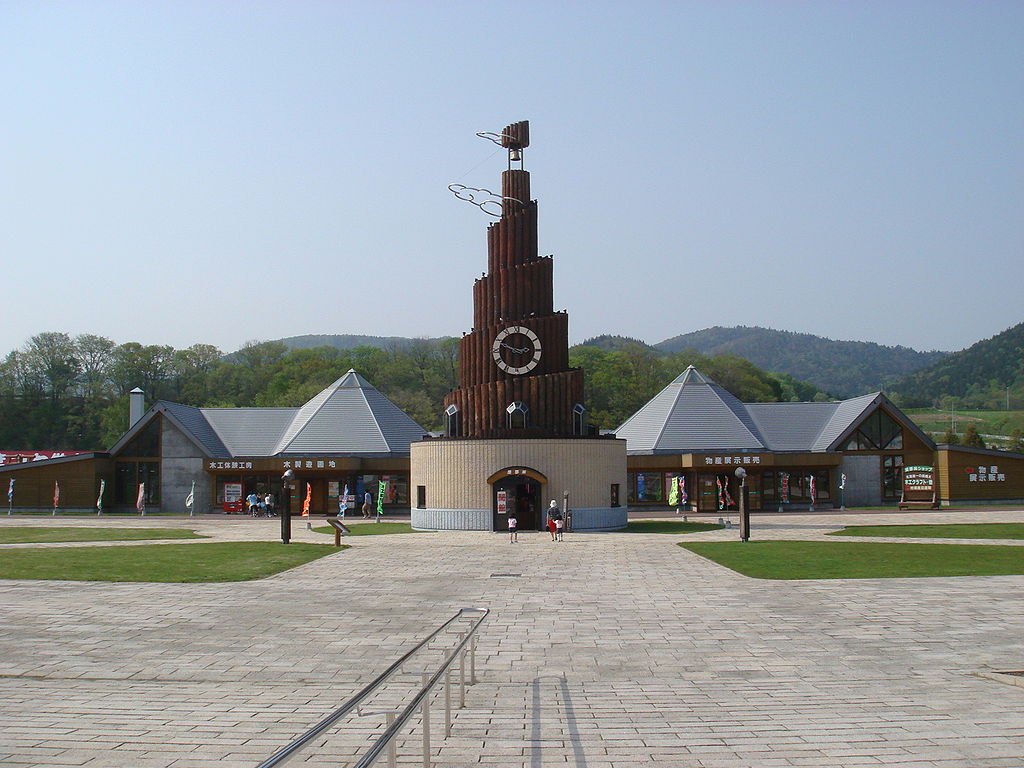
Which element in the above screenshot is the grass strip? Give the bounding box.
[680,540,1024,580]
[0,542,339,582]
[313,522,424,536]
[623,521,723,534]
[0,527,206,544]
[828,523,1024,540]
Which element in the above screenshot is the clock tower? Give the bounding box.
[411,120,626,533]
[443,120,585,438]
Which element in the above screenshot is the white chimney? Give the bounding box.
[129,388,145,428]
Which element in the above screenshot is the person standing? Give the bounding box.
[546,500,560,541]
[508,514,518,543]
[246,491,259,516]
[362,490,372,519]
[554,515,564,542]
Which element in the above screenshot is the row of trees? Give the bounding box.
[0,333,459,449]
[0,332,852,453]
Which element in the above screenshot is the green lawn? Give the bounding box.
[829,523,1024,540]
[680,540,1024,579]
[0,542,340,582]
[623,520,723,534]
[313,522,424,536]
[0,527,207,544]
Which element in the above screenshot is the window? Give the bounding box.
[416,485,426,509]
[882,455,904,500]
[506,401,528,429]
[114,460,160,505]
[572,403,587,435]
[445,404,459,437]
[841,409,903,451]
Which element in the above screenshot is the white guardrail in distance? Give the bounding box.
[255,607,488,768]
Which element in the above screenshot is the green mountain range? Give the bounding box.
[890,321,1024,409]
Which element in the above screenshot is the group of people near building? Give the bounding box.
[246,492,275,517]
[508,500,565,542]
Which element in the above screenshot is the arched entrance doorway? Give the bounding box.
[488,466,546,532]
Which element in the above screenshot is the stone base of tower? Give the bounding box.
[409,437,627,532]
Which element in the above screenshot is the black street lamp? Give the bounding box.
[735,466,750,542]
[281,469,294,544]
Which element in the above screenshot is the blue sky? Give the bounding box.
[3,1,1021,356]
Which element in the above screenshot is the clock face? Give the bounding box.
[492,325,542,375]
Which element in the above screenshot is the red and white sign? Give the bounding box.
[1,450,89,466]
[496,490,507,514]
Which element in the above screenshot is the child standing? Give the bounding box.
[508,515,518,543]
[554,516,564,542]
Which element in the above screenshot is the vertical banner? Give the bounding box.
[636,473,646,500]
[7,477,13,515]
[96,479,105,515]
[496,490,507,514]
[302,482,311,517]
[716,476,725,510]
[52,480,60,516]
[721,478,734,508]
[377,480,387,517]
[668,477,679,506]
[185,481,195,516]
[809,474,817,506]
[780,472,790,503]
[679,476,687,505]
[136,483,146,515]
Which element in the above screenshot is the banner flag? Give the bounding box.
[185,481,194,510]
[679,476,687,505]
[53,481,60,509]
[668,477,679,506]
[7,478,13,504]
[839,473,846,490]
[716,476,725,510]
[136,483,146,514]
[722,479,734,508]
[780,472,790,503]
[302,483,311,517]
[97,479,105,514]
[809,474,817,505]
[377,481,387,517]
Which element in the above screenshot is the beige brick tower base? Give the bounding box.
[410,437,627,531]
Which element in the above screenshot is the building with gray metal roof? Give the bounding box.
[619,366,938,510]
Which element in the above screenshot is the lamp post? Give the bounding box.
[735,466,749,542]
[280,469,294,544]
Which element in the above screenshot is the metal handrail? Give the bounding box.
[255,607,488,768]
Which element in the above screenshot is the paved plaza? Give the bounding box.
[1,509,1023,767]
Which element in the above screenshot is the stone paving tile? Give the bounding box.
[1,510,1023,766]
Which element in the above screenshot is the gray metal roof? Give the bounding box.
[745,402,839,451]
[617,366,766,453]
[201,407,297,456]
[618,367,924,455]
[159,401,233,458]
[133,369,427,459]
[272,370,427,455]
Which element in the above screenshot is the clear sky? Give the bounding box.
[3,1,1021,357]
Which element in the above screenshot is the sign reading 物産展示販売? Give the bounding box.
[965,465,1006,483]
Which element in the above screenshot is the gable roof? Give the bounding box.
[616,366,935,455]
[111,370,428,459]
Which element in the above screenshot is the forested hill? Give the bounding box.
[890,321,1024,408]
[654,326,947,397]
[273,333,455,351]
